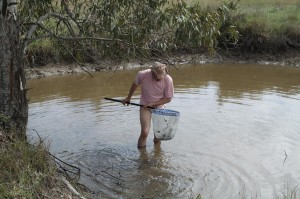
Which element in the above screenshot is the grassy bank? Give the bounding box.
[187,0,300,26]
[0,129,88,198]
[186,0,300,54]
[235,0,299,52]
[0,130,53,198]
[170,0,299,32]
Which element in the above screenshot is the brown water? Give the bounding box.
[27,64,300,199]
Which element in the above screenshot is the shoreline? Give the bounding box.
[25,51,300,80]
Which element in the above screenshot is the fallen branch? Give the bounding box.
[61,176,87,199]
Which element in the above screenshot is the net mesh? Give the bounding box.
[152,109,180,140]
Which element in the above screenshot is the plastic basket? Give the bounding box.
[151,109,180,140]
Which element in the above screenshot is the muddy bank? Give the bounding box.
[25,51,300,79]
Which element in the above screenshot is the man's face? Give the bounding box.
[152,71,163,81]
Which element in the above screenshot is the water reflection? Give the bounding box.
[28,64,300,104]
[61,143,194,198]
[27,64,300,199]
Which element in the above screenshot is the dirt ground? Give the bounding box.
[25,51,300,79]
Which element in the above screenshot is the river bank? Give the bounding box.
[0,128,92,199]
[25,50,300,79]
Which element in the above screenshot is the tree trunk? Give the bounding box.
[0,12,28,136]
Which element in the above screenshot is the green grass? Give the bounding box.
[241,4,300,31]
[186,0,300,32]
[185,0,299,7]
[0,131,56,198]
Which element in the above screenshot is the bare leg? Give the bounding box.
[138,108,152,148]
[153,136,161,145]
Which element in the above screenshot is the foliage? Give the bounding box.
[18,0,240,63]
[164,0,240,53]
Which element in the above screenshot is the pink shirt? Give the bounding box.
[135,69,174,106]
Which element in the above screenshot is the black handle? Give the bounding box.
[104,97,155,109]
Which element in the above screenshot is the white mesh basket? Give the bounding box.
[152,109,180,140]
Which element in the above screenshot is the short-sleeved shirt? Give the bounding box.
[135,69,174,107]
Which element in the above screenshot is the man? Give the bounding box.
[122,62,174,148]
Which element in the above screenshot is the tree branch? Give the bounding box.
[23,22,95,76]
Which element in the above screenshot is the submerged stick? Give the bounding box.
[283,150,288,165]
[61,176,87,199]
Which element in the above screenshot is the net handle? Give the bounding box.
[104,97,155,109]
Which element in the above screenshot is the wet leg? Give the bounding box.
[153,136,161,145]
[138,108,152,148]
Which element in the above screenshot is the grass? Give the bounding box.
[0,129,87,198]
[185,0,299,7]
[186,0,300,32]
[241,4,300,32]
[0,130,55,198]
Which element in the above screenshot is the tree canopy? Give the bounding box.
[20,0,240,63]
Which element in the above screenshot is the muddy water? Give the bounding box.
[27,64,300,199]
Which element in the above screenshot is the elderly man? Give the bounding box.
[123,62,174,148]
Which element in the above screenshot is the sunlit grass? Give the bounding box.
[185,0,300,31]
[241,4,300,31]
[184,0,299,7]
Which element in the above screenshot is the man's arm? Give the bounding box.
[122,81,138,104]
[147,97,172,108]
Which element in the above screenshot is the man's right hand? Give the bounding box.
[122,97,130,105]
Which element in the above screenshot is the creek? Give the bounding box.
[27,63,300,199]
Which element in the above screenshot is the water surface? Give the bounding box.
[27,64,300,199]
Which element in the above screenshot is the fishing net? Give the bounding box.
[152,109,180,140]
